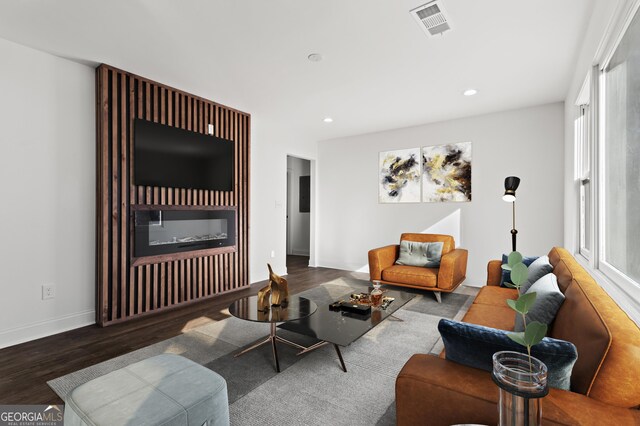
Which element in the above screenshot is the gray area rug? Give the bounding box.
[48,277,476,425]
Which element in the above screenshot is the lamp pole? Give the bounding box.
[503,176,520,253]
[511,199,517,252]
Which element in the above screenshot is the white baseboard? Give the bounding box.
[0,309,95,349]
[317,259,370,273]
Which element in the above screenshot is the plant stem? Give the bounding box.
[521,312,533,374]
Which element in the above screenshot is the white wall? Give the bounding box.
[0,38,95,348]
[286,156,311,256]
[317,103,565,285]
[0,37,319,348]
[249,118,316,282]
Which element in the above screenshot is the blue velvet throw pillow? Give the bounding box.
[500,255,538,287]
[438,319,577,390]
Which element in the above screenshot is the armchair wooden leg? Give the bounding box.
[434,291,442,303]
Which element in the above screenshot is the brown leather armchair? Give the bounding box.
[368,233,468,302]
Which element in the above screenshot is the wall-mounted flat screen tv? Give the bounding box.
[134,119,234,191]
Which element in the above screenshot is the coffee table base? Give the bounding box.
[297,341,347,372]
[234,323,347,373]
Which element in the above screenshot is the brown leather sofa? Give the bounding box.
[395,247,640,425]
[368,233,468,302]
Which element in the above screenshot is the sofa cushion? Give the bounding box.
[548,246,573,267]
[500,254,538,287]
[396,240,444,267]
[400,233,454,255]
[520,255,554,294]
[547,247,640,408]
[462,304,515,331]
[514,273,565,332]
[551,258,576,293]
[438,319,578,390]
[473,286,518,306]
[551,280,610,396]
[382,265,437,287]
[396,354,640,426]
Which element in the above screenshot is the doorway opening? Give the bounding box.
[286,155,311,272]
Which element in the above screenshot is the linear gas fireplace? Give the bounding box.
[132,205,236,265]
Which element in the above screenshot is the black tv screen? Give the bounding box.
[134,119,234,191]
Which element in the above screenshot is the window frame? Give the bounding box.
[577,102,592,259]
[573,0,640,323]
[598,48,640,295]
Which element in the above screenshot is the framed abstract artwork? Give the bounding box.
[422,142,472,202]
[379,148,421,203]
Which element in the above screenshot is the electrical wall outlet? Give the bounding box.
[42,284,55,300]
[270,250,275,258]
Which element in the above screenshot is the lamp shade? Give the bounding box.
[503,176,520,202]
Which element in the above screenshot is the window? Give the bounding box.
[577,104,591,257]
[600,6,640,287]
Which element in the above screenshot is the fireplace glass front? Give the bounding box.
[134,208,236,258]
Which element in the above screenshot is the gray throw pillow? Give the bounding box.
[519,255,554,294]
[514,273,565,332]
[396,241,444,267]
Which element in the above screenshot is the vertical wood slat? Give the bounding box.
[111,70,119,321]
[120,73,128,320]
[145,265,151,312]
[180,259,185,303]
[173,260,179,305]
[97,64,250,326]
[128,76,137,316]
[99,67,109,325]
[167,262,173,306]
[137,267,143,314]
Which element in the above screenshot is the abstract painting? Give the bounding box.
[379,148,421,203]
[422,142,472,202]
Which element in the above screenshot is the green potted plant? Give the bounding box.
[492,251,549,426]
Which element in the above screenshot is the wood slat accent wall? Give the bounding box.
[96,64,250,326]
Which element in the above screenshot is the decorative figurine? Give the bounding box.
[267,264,289,306]
[257,284,271,313]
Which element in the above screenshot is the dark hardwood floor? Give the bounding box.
[0,257,367,404]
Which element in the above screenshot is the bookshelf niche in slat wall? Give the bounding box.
[96,64,250,326]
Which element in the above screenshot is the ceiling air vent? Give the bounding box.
[410,1,451,37]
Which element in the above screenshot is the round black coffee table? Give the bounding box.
[229,295,317,372]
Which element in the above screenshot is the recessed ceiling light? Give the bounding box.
[308,53,323,62]
[463,89,478,96]
[323,117,333,123]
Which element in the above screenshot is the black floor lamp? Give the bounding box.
[503,176,520,252]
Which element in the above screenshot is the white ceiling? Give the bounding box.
[0,0,597,143]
